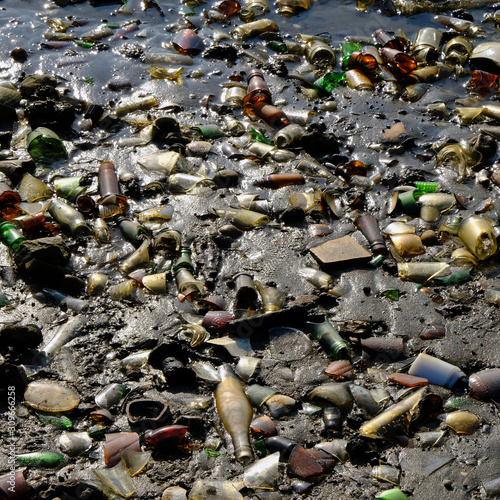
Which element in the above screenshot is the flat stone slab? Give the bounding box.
[310,235,371,266]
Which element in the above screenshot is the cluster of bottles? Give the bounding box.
[313,27,479,99]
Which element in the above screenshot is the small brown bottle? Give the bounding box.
[345,52,378,74]
[18,213,59,238]
[98,161,129,218]
[374,28,409,52]
[243,69,273,116]
[255,173,305,189]
[335,160,367,181]
[380,47,417,77]
[253,102,291,129]
[354,214,387,255]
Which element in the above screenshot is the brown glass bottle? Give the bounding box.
[354,214,387,255]
[253,102,291,129]
[374,29,409,52]
[243,69,272,116]
[255,173,305,189]
[380,47,417,77]
[98,161,129,218]
[346,52,378,75]
[0,173,21,220]
[18,213,59,238]
[335,160,367,181]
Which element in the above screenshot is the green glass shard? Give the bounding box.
[382,289,400,301]
[250,127,273,145]
[204,449,220,457]
[36,413,73,430]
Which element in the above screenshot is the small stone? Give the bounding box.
[24,380,80,412]
[10,47,28,62]
[266,394,296,418]
[0,324,43,350]
[213,169,240,188]
[287,445,334,480]
[14,236,71,271]
[381,122,407,142]
[361,337,404,361]
[219,224,243,239]
[388,373,428,387]
[310,235,371,267]
[162,486,188,500]
[186,140,212,157]
[420,229,439,245]
[20,74,58,99]
[250,415,278,438]
[59,431,93,457]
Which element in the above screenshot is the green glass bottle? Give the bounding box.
[27,127,67,164]
[173,248,195,273]
[0,221,26,251]
[313,73,346,96]
[16,450,64,468]
[304,319,352,359]
[433,269,472,286]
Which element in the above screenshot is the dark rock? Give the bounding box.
[32,85,60,101]
[0,324,43,350]
[14,236,71,271]
[108,79,133,91]
[203,44,238,63]
[24,99,76,130]
[19,74,58,99]
[279,206,305,226]
[118,43,144,59]
[0,105,18,126]
[346,434,378,464]
[212,169,240,188]
[0,159,36,185]
[361,337,404,362]
[0,363,29,391]
[11,47,28,62]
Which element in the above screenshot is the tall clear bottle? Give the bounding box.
[215,365,254,463]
